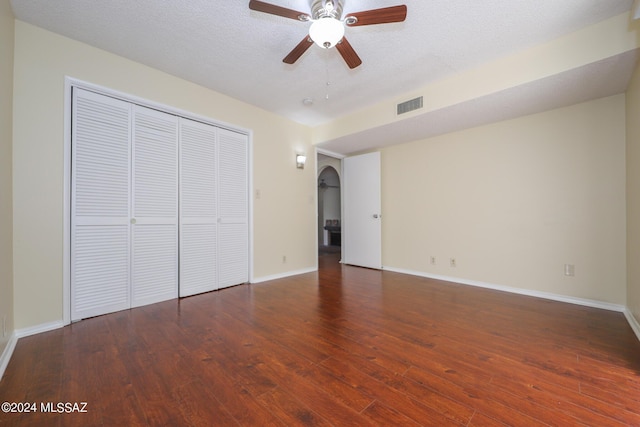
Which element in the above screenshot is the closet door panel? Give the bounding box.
[179,119,218,296]
[131,224,177,305]
[72,225,130,320]
[131,106,179,307]
[181,121,217,218]
[71,88,131,321]
[181,224,217,296]
[218,223,248,288]
[218,128,248,288]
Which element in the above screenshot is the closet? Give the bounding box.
[70,88,248,321]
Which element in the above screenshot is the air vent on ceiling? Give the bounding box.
[397,96,423,115]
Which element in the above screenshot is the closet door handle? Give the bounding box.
[130,218,137,224]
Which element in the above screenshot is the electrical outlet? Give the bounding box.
[430,256,436,265]
[282,255,287,264]
[2,315,6,338]
[450,258,456,268]
[255,189,261,199]
[564,264,575,277]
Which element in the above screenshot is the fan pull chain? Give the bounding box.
[325,51,331,100]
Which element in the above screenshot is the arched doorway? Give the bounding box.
[317,156,341,256]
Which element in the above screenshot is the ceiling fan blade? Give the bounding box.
[283,36,314,64]
[345,5,407,26]
[249,0,311,21]
[336,37,362,69]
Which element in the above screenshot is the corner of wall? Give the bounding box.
[0,331,17,382]
[624,308,640,342]
[626,55,640,327]
[0,0,15,361]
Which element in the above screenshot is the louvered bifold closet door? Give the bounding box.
[71,88,132,321]
[179,118,218,297]
[218,128,249,288]
[131,105,179,307]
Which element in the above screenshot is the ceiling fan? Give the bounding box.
[249,0,407,69]
[318,179,340,189]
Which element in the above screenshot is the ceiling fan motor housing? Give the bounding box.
[310,0,344,19]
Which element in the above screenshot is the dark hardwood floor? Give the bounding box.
[1,253,640,426]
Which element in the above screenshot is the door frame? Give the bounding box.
[315,148,345,268]
[316,149,345,260]
[62,77,254,325]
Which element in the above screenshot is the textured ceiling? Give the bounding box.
[9,0,638,154]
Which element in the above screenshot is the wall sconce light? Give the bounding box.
[296,154,307,169]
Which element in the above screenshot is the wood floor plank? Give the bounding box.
[255,387,333,427]
[579,380,640,413]
[403,362,564,426]
[467,411,512,427]
[123,347,190,426]
[210,310,377,414]
[361,400,424,426]
[257,361,380,427]
[320,356,470,426]
[190,348,286,426]
[1,252,639,426]
[172,379,239,427]
[491,369,640,426]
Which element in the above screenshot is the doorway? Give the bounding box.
[317,153,342,258]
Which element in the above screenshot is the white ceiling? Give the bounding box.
[9,0,638,154]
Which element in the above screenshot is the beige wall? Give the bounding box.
[627,60,640,322]
[0,0,14,353]
[382,95,627,305]
[12,21,316,330]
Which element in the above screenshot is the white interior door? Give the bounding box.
[130,105,179,307]
[217,128,249,288]
[71,89,132,321]
[179,118,218,297]
[343,152,382,269]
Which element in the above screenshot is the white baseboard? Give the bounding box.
[251,267,317,284]
[0,332,18,381]
[383,266,626,313]
[0,321,65,381]
[624,308,640,342]
[15,320,65,339]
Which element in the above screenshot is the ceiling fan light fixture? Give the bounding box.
[309,17,345,49]
[249,0,407,68]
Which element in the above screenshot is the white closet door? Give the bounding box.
[71,88,132,321]
[179,118,218,297]
[218,128,249,288]
[131,105,179,307]
[71,87,249,319]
